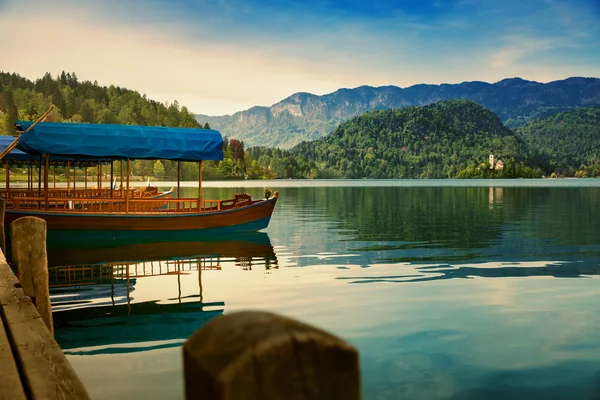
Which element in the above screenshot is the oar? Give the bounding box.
[0,106,54,161]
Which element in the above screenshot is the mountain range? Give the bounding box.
[195,77,600,149]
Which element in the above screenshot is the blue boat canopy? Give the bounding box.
[0,136,32,161]
[0,135,111,164]
[14,121,224,162]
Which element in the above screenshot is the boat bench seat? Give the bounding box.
[234,193,252,207]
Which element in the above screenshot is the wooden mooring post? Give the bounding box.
[183,310,361,400]
[10,216,53,335]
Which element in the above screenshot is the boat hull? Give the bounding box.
[45,232,275,266]
[4,197,277,237]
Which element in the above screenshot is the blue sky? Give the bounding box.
[1,0,599,115]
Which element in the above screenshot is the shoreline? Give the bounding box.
[3,178,599,189]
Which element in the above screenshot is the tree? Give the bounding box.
[3,90,17,134]
[153,160,165,179]
[133,160,154,178]
[217,159,234,178]
[52,87,66,116]
[204,122,211,129]
[230,139,245,162]
[67,72,78,88]
[80,101,94,123]
[97,109,116,124]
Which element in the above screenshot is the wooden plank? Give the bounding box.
[0,255,28,400]
[0,319,26,400]
[0,259,27,400]
[0,254,90,400]
[2,300,90,399]
[0,254,24,305]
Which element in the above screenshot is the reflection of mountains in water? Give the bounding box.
[49,232,277,355]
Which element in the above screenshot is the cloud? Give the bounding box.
[488,36,555,69]
[0,6,369,114]
[0,0,598,115]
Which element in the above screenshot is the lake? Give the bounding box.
[47,179,600,399]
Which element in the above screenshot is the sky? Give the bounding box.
[0,0,599,115]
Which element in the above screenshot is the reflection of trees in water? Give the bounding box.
[286,186,600,250]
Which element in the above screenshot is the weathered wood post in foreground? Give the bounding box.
[183,311,360,400]
[10,216,53,335]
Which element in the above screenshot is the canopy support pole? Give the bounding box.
[99,163,103,191]
[37,156,41,209]
[44,155,49,210]
[53,165,56,188]
[37,155,42,197]
[110,161,114,198]
[73,163,76,192]
[66,161,70,193]
[198,161,203,212]
[5,160,9,200]
[126,159,130,213]
[120,161,123,197]
[84,167,87,190]
[177,161,181,210]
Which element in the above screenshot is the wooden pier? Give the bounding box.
[0,250,90,399]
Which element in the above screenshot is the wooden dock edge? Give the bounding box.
[0,250,90,400]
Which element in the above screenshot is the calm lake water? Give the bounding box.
[47,180,600,399]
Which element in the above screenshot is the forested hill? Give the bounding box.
[196,77,600,148]
[291,100,532,179]
[0,71,205,133]
[516,107,600,176]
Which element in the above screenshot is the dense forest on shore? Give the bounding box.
[1,72,598,180]
[515,107,600,177]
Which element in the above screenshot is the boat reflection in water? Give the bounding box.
[48,232,277,356]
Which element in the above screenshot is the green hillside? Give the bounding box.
[292,100,537,178]
[0,71,201,131]
[516,107,600,177]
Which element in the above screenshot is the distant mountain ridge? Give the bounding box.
[195,77,600,148]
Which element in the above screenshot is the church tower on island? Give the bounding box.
[489,150,495,169]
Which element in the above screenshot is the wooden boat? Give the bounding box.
[1,112,278,237]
